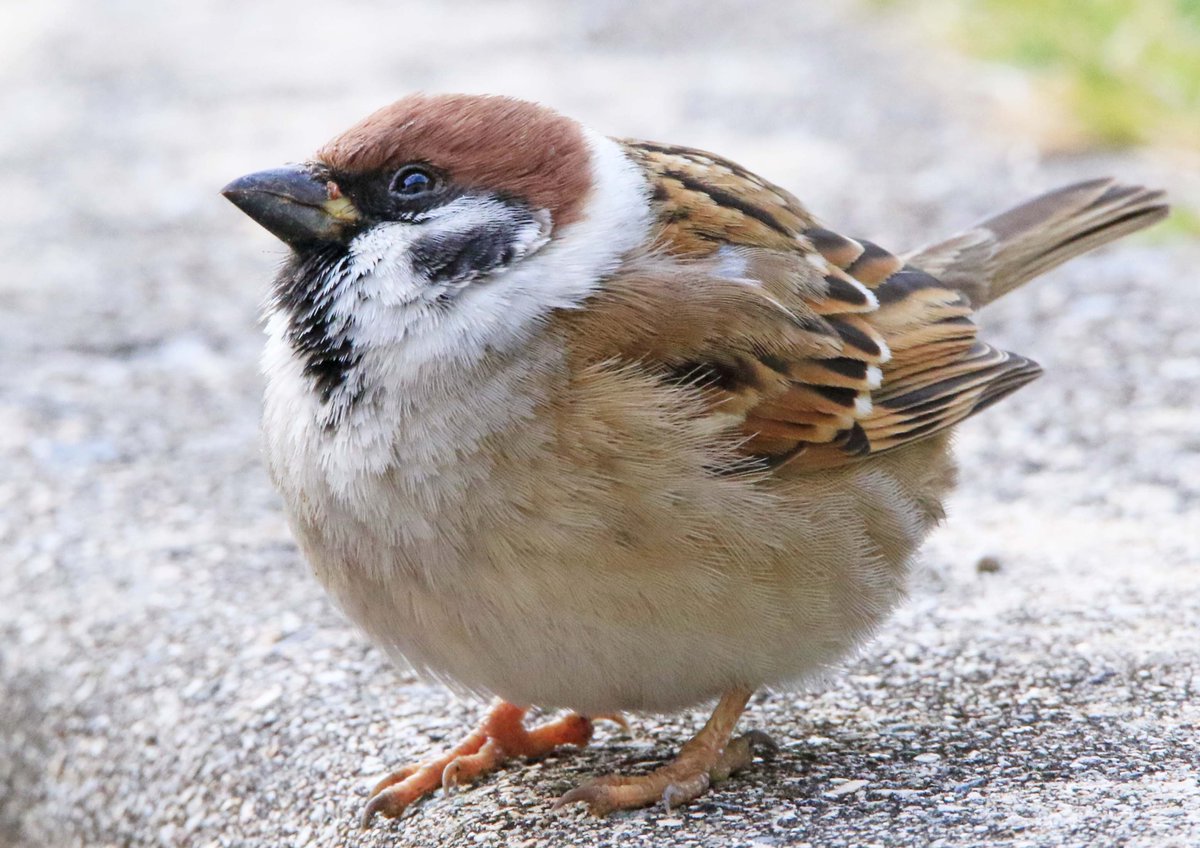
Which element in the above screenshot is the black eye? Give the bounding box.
[391,166,437,196]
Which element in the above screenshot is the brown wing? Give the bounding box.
[565,141,1042,473]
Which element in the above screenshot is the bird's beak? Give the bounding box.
[221,165,361,247]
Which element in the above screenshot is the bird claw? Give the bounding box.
[557,741,770,817]
[367,763,417,799]
[741,729,778,755]
[554,769,709,817]
[709,729,777,783]
[592,712,631,732]
[661,783,685,814]
[361,703,596,827]
[551,776,623,816]
[361,786,407,829]
[440,760,462,793]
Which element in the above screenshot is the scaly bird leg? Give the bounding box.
[362,700,609,827]
[554,688,773,816]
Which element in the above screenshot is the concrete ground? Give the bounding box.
[2,1,1198,846]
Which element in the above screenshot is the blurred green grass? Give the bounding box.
[878,0,1199,238]
[882,0,1200,149]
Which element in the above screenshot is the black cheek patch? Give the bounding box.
[410,224,524,286]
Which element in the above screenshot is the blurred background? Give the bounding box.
[3,2,1198,846]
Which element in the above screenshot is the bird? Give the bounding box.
[221,93,1167,825]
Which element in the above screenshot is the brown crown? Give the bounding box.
[316,94,592,228]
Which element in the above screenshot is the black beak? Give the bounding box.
[221,165,361,246]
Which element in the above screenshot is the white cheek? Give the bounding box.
[328,195,552,353]
[343,224,424,307]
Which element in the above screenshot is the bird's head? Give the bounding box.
[223,93,650,408]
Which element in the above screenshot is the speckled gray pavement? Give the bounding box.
[3,2,1199,846]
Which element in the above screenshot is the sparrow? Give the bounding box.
[221,93,1167,825]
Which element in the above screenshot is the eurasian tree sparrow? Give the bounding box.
[222,94,1167,824]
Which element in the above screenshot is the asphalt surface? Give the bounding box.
[3,1,1198,846]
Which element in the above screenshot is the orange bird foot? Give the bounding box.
[554,688,773,816]
[362,700,613,827]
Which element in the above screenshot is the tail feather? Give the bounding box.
[907,179,1169,307]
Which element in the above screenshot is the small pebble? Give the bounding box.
[825,779,870,796]
[976,555,1002,574]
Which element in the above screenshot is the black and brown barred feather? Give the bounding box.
[623,141,817,255]
[576,144,1165,472]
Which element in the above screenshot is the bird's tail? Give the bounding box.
[906,179,1169,308]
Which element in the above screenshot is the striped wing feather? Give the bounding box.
[578,141,1044,472]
